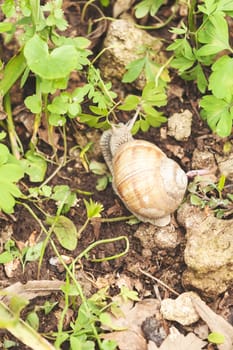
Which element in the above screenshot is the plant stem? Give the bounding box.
[98,215,135,223]
[0,301,56,350]
[29,0,41,30]
[4,93,22,159]
[75,235,129,262]
[30,77,42,147]
[188,0,197,46]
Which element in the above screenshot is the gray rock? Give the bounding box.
[167,110,192,141]
[177,203,233,297]
[134,223,181,252]
[160,292,200,325]
[98,17,164,90]
[191,148,217,172]
[216,151,233,181]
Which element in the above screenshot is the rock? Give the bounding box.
[191,148,217,171]
[167,110,192,141]
[98,17,165,90]
[177,203,233,297]
[134,223,182,252]
[160,292,200,325]
[215,151,233,181]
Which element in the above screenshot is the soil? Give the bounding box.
[0,1,232,349]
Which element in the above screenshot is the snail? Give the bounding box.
[100,114,188,226]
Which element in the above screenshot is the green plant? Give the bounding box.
[167,0,233,137]
[208,332,225,345]
[0,143,24,213]
[188,174,233,218]
[89,160,111,191]
[119,82,167,133]
[0,0,102,151]
[134,0,164,19]
[54,282,138,349]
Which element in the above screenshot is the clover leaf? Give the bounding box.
[24,34,78,79]
[0,144,24,214]
[208,55,233,99]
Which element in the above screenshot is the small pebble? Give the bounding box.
[160,292,200,325]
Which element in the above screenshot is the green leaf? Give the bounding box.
[120,286,140,301]
[24,34,78,79]
[200,95,233,137]
[24,94,42,113]
[10,295,29,316]
[24,242,43,263]
[1,0,15,17]
[22,150,47,182]
[122,57,145,83]
[49,114,66,126]
[142,82,167,106]
[51,185,77,214]
[84,198,104,219]
[41,301,58,315]
[89,106,109,116]
[101,339,118,350]
[70,335,95,350]
[198,0,217,15]
[0,144,10,165]
[89,160,108,175]
[208,332,225,344]
[145,109,167,127]
[0,22,13,33]
[47,94,69,114]
[197,12,231,55]
[190,194,204,206]
[46,215,78,251]
[208,55,233,99]
[170,56,195,73]
[96,176,108,191]
[26,312,39,331]
[0,154,24,213]
[0,51,26,96]
[118,95,140,111]
[0,251,14,264]
[68,102,81,117]
[134,0,163,18]
[180,63,208,93]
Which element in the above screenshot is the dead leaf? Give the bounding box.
[113,0,135,17]
[148,340,159,350]
[192,297,233,350]
[0,280,64,304]
[147,327,206,350]
[4,258,21,278]
[103,330,147,350]
[38,127,60,148]
[101,298,161,349]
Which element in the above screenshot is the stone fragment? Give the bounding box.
[177,203,233,297]
[160,292,200,325]
[215,151,233,181]
[167,110,192,141]
[134,223,181,252]
[191,148,217,172]
[98,17,165,90]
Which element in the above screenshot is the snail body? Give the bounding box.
[100,118,188,226]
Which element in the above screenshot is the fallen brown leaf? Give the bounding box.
[113,0,135,17]
[0,280,64,303]
[147,327,206,350]
[192,297,233,350]
[103,330,147,350]
[101,298,161,350]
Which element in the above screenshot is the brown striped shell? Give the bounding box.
[100,122,188,226]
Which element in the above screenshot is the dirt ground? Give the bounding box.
[0,1,233,349]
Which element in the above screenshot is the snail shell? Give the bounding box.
[100,121,187,226]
